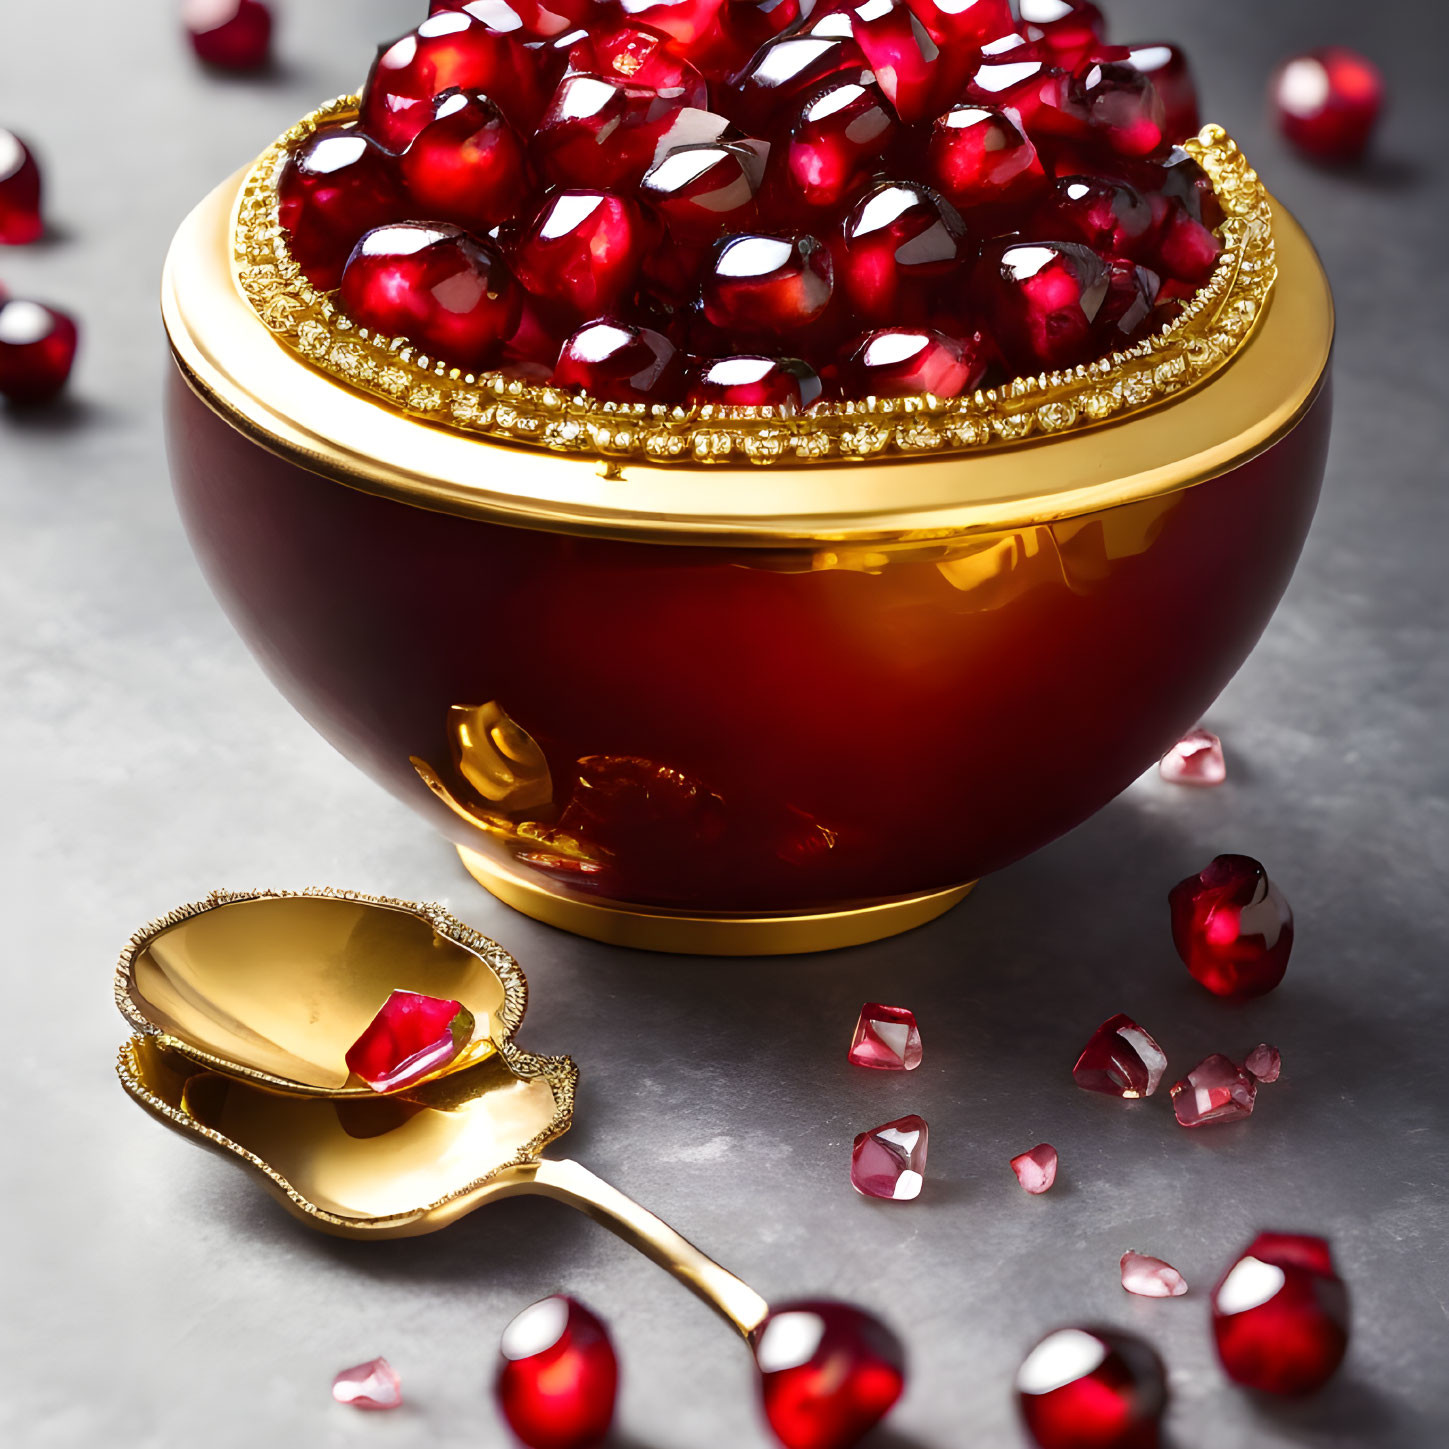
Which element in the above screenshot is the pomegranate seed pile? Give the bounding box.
[278,0,1221,410]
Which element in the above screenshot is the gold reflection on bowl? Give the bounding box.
[115,889,530,1097]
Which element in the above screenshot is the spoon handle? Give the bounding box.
[524,1157,769,1340]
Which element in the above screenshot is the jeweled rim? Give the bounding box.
[234,104,1276,467]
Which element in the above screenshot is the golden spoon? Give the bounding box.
[115,888,905,1445]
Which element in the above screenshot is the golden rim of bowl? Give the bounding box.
[233,101,1275,468]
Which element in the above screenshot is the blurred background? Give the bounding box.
[2,2,1446,1446]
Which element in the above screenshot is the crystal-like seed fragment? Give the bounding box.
[851,1114,928,1200]
[1244,1042,1282,1083]
[1072,1013,1167,1099]
[1169,854,1293,998]
[848,1002,922,1071]
[1212,1233,1349,1395]
[1158,727,1225,786]
[332,1357,402,1410]
[1120,1251,1188,1298]
[1010,1143,1058,1195]
[1169,1053,1257,1127]
[344,989,475,1092]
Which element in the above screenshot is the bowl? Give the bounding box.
[161,115,1333,955]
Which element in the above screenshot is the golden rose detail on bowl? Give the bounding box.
[236,101,1275,464]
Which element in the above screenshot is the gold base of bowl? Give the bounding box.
[457,845,974,956]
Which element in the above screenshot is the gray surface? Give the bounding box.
[2,1,1447,1445]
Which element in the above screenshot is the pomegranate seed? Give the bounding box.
[847,1003,922,1070]
[926,105,1045,213]
[0,129,43,245]
[688,354,823,411]
[1212,1234,1349,1395]
[1010,1143,1058,1195]
[734,32,871,131]
[344,989,475,1092]
[1271,47,1384,164]
[430,0,595,38]
[784,80,899,212]
[1170,1054,1257,1128]
[513,190,655,320]
[834,181,968,325]
[400,90,528,233]
[1072,1013,1166,1099]
[1097,259,1161,346]
[1017,1325,1167,1449]
[0,299,78,405]
[851,1113,928,1200]
[840,327,986,397]
[1028,175,1155,259]
[278,127,406,292]
[1018,0,1104,69]
[1119,44,1200,143]
[183,0,273,71]
[904,0,1013,48]
[552,320,684,402]
[753,1301,906,1449]
[572,24,713,97]
[361,11,558,152]
[973,239,1109,374]
[702,232,834,336]
[332,1357,402,1410]
[619,0,727,46]
[1169,854,1293,998]
[1244,1042,1282,1083]
[339,223,521,371]
[850,0,968,125]
[641,138,770,242]
[1158,726,1225,786]
[496,1296,618,1449]
[1072,60,1166,156]
[1154,206,1221,285]
[1120,1252,1187,1298]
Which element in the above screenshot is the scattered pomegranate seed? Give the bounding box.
[183,0,273,71]
[1017,1325,1167,1449]
[1244,1042,1282,1083]
[331,1357,402,1410]
[1169,854,1294,998]
[847,1003,923,1071]
[0,129,43,245]
[1169,1053,1257,1128]
[496,1296,618,1449]
[1119,1251,1187,1299]
[0,299,78,404]
[343,989,475,1093]
[1271,47,1384,164]
[1072,1013,1166,1099]
[1212,1233,1349,1395]
[340,223,522,371]
[1010,1143,1059,1195]
[851,1114,929,1200]
[753,1300,906,1449]
[1158,727,1225,786]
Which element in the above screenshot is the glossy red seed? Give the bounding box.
[963,49,1072,137]
[340,223,521,370]
[641,138,770,241]
[0,129,43,245]
[851,1114,929,1200]
[183,0,273,71]
[1168,854,1293,998]
[430,0,594,39]
[344,989,474,1092]
[619,0,727,46]
[361,12,556,152]
[552,320,683,401]
[496,1296,619,1449]
[1018,0,1104,69]
[754,1301,906,1449]
[688,354,823,411]
[1271,47,1384,164]
[926,105,1045,212]
[1169,1053,1257,1128]
[1017,1325,1167,1449]
[850,0,967,126]
[904,0,1013,48]
[400,90,528,233]
[702,232,834,335]
[571,25,712,99]
[1072,1013,1166,1099]
[1119,43,1199,143]
[1212,1234,1349,1396]
[785,80,899,211]
[0,299,78,404]
[1154,206,1221,285]
[278,128,407,292]
[848,1002,922,1070]
[974,239,1109,373]
[1097,259,1160,346]
[734,33,870,131]
[841,327,984,397]
[513,190,655,319]
[1029,175,1155,258]
[1073,60,1166,156]
[834,181,968,325]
